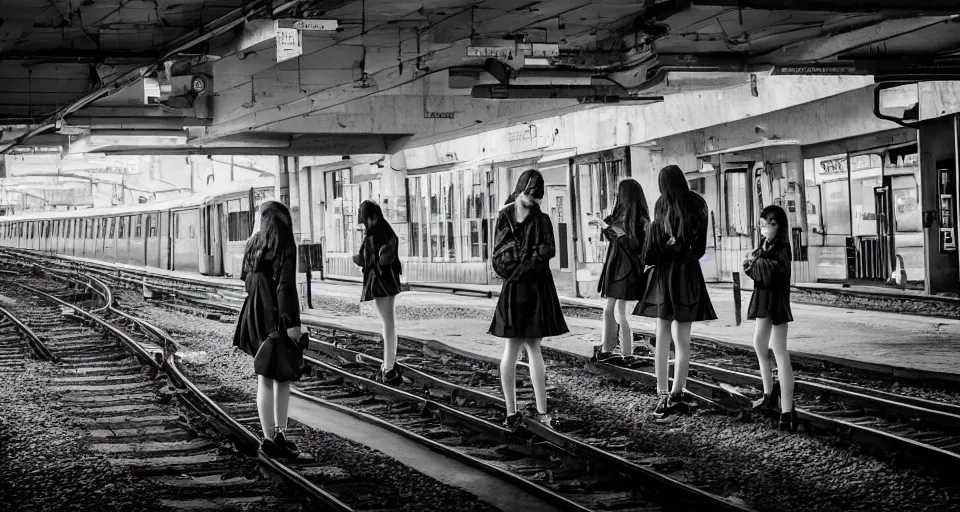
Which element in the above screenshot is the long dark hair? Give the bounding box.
[504,169,546,206]
[610,178,649,242]
[259,200,295,256]
[654,165,702,241]
[760,204,791,246]
[358,199,397,242]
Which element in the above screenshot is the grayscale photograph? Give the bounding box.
[0,0,959,510]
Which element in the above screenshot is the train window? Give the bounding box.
[148,214,157,237]
[134,215,143,238]
[118,217,125,239]
[108,218,116,239]
[189,225,195,238]
[227,199,251,242]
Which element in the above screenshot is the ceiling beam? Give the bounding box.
[690,0,960,13]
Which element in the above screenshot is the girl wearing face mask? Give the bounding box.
[743,204,797,431]
[595,179,650,367]
[489,169,569,431]
[634,165,717,417]
[234,201,309,459]
[353,200,403,385]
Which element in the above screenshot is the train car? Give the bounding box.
[0,178,275,277]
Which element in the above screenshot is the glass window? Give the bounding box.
[324,169,357,253]
[108,218,116,239]
[134,215,143,238]
[148,214,158,238]
[805,154,851,236]
[576,159,628,263]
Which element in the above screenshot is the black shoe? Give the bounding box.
[535,412,560,429]
[504,412,524,433]
[668,392,690,414]
[594,350,623,364]
[752,393,773,410]
[618,355,644,368]
[259,438,284,458]
[380,365,403,386]
[778,410,799,432]
[652,392,672,417]
[274,431,299,455]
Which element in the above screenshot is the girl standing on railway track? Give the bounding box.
[594,179,650,368]
[489,169,569,432]
[634,165,717,417]
[234,200,309,460]
[743,204,798,431]
[353,200,404,386]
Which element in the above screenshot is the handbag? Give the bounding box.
[253,331,309,382]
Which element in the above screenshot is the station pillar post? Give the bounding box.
[277,156,311,307]
[917,115,960,295]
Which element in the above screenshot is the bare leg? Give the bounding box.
[523,338,548,414]
[257,375,276,440]
[753,317,774,395]
[670,321,692,395]
[601,297,618,352]
[614,299,632,356]
[770,323,794,412]
[273,380,291,431]
[500,338,524,416]
[654,318,673,393]
[374,295,398,370]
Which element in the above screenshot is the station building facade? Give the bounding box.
[281,77,960,299]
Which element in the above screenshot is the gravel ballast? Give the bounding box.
[302,290,960,512]
[0,360,160,511]
[125,290,502,512]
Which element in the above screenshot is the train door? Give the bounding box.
[716,162,755,281]
[144,214,160,268]
[198,204,220,275]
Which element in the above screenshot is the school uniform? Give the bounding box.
[633,193,718,322]
[744,240,794,325]
[597,214,648,301]
[488,203,569,339]
[354,228,402,302]
[233,230,304,382]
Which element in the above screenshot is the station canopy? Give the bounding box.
[1,0,959,156]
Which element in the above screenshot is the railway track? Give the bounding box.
[0,274,354,511]
[5,251,960,492]
[4,256,755,511]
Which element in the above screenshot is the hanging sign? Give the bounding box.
[276,19,339,31]
[275,25,303,63]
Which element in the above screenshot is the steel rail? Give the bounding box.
[24,268,356,512]
[304,341,753,512]
[298,354,600,512]
[0,302,59,362]
[9,251,960,474]
[19,282,163,369]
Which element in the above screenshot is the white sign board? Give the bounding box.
[467,46,512,59]
[289,19,338,31]
[275,26,303,63]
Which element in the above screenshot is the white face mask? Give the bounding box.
[760,220,778,242]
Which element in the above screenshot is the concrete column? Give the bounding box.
[918,116,960,295]
[379,155,409,255]
[276,156,290,206]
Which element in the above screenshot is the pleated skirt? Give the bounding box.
[633,252,718,323]
[361,266,402,302]
[747,288,793,325]
[489,272,569,339]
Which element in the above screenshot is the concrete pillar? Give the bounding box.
[379,154,409,255]
[918,115,960,295]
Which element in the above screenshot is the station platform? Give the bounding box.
[304,279,960,378]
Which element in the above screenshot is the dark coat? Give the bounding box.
[353,227,402,302]
[597,213,648,300]
[488,203,569,339]
[232,230,304,382]
[744,239,794,325]
[633,193,718,322]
